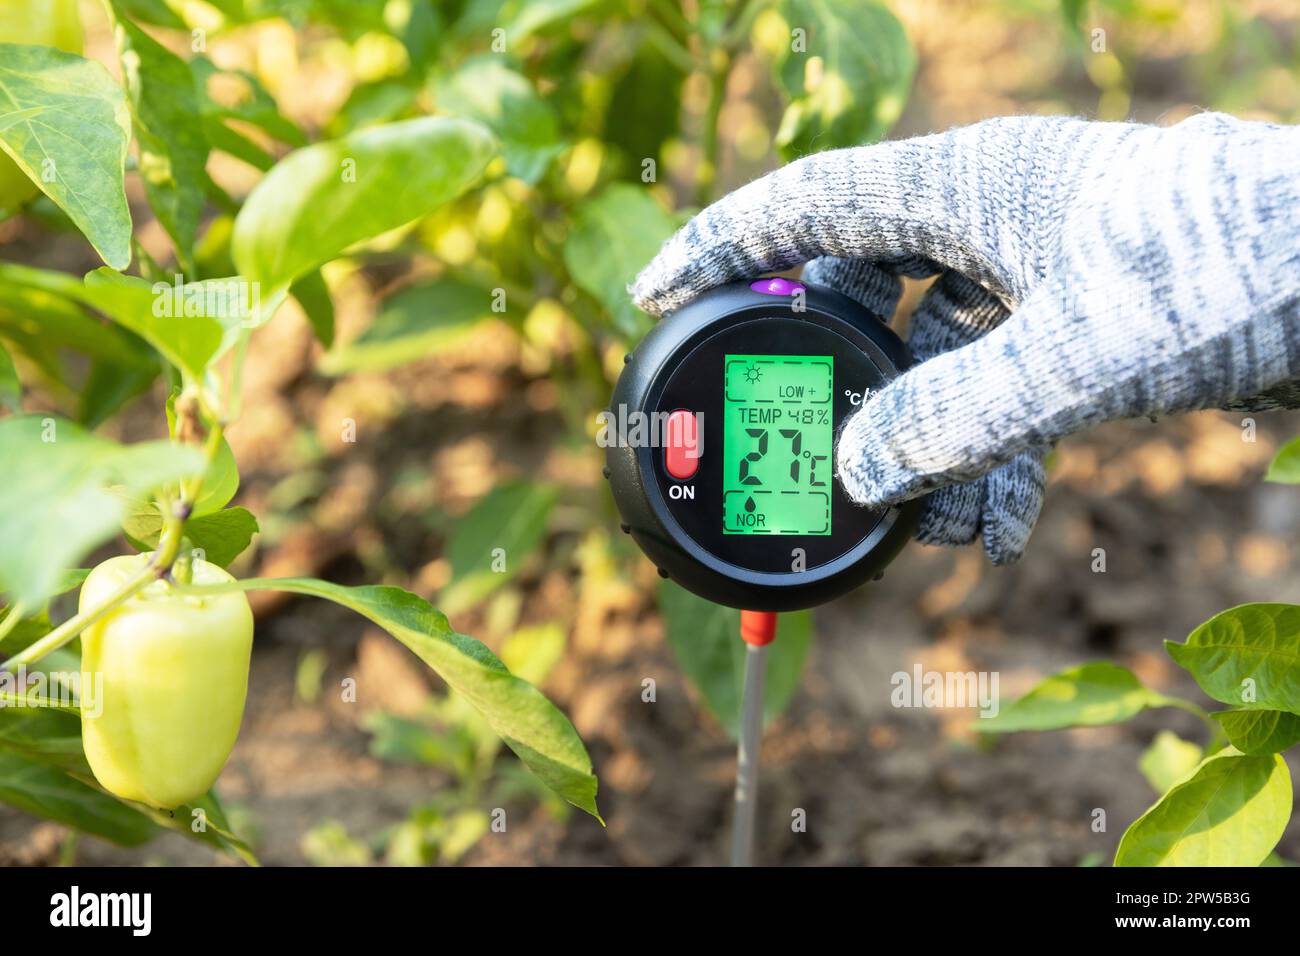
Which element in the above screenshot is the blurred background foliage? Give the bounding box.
[2,0,1298,864]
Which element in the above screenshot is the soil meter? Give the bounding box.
[606,278,921,612]
[608,278,923,864]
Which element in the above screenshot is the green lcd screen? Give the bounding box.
[722,354,833,535]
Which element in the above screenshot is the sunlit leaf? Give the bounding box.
[772,0,915,159]
[322,278,493,373]
[0,45,132,268]
[1265,436,1300,484]
[440,481,557,617]
[232,116,496,296]
[563,184,677,338]
[191,576,601,820]
[1115,749,1291,866]
[437,56,562,184]
[1213,709,1300,755]
[1138,730,1203,794]
[1166,604,1300,715]
[977,662,1177,733]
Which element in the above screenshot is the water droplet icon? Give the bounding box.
[744,496,756,512]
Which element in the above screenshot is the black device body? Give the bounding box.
[606,279,921,611]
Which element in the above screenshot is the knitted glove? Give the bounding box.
[802,257,1046,563]
[631,113,1300,561]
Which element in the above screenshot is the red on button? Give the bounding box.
[664,409,701,480]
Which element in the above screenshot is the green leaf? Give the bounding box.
[200,576,600,820]
[0,262,157,371]
[0,571,89,656]
[0,338,18,411]
[439,480,557,617]
[113,0,188,29]
[0,699,89,774]
[0,415,203,606]
[507,0,600,40]
[437,56,562,185]
[0,44,133,268]
[80,268,246,381]
[0,328,63,391]
[606,39,685,172]
[232,116,497,296]
[184,507,261,569]
[1166,604,1300,715]
[1138,730,1204,794]
[396,0,441,73]
[0,752,157,847]
[1213,709,1300,755]
[1115,749,1292,866]
[0,685,255,861]
[78,358,157,428]
[131,789,258,865]
[328,79,418,137]
[365,711,476,773]
[563,184,678,338]
[977,662,1177,733]
[192,435,239,516]
[302,820,371,866]
[657,580,813,737]
[772,0,916,159]
[1265,436,1300,483]
[501,623,566,687]
[201,116,272,170]
[290,268,335,348]
[190,57,305,148]
[321,277,494,373]
[110,8,210,267]
[123,505,259,568]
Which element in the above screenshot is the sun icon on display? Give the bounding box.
[743,365,762,384]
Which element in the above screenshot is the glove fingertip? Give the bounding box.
[980,452,1047,565]
[802,257,902,318]
[916,480,984,546]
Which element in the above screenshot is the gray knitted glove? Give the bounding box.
[631,113,1300,562]
[802,257,1047,563]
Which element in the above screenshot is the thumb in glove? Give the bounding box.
[802,257,1046,564]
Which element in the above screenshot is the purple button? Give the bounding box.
[750,277,806,296]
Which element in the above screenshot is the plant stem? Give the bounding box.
[721,0,768,50]
[644,21,698,74]
[58,831,79,867]
[0,691,80,714]
[224,328,253,423]
[0,564,156,674]
[1163,696,1222,742]
[650,0,692,40]
[0,602,27,646]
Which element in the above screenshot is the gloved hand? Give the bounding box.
[801,257,1047,564]
[631,112,1300,563]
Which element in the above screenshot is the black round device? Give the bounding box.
[605,278,921,611]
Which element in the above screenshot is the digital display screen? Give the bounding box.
[722,354,832,535]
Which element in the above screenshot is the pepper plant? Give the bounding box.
[980,440,1300,866]
[0,0,609,861]
[0,0,916,860]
